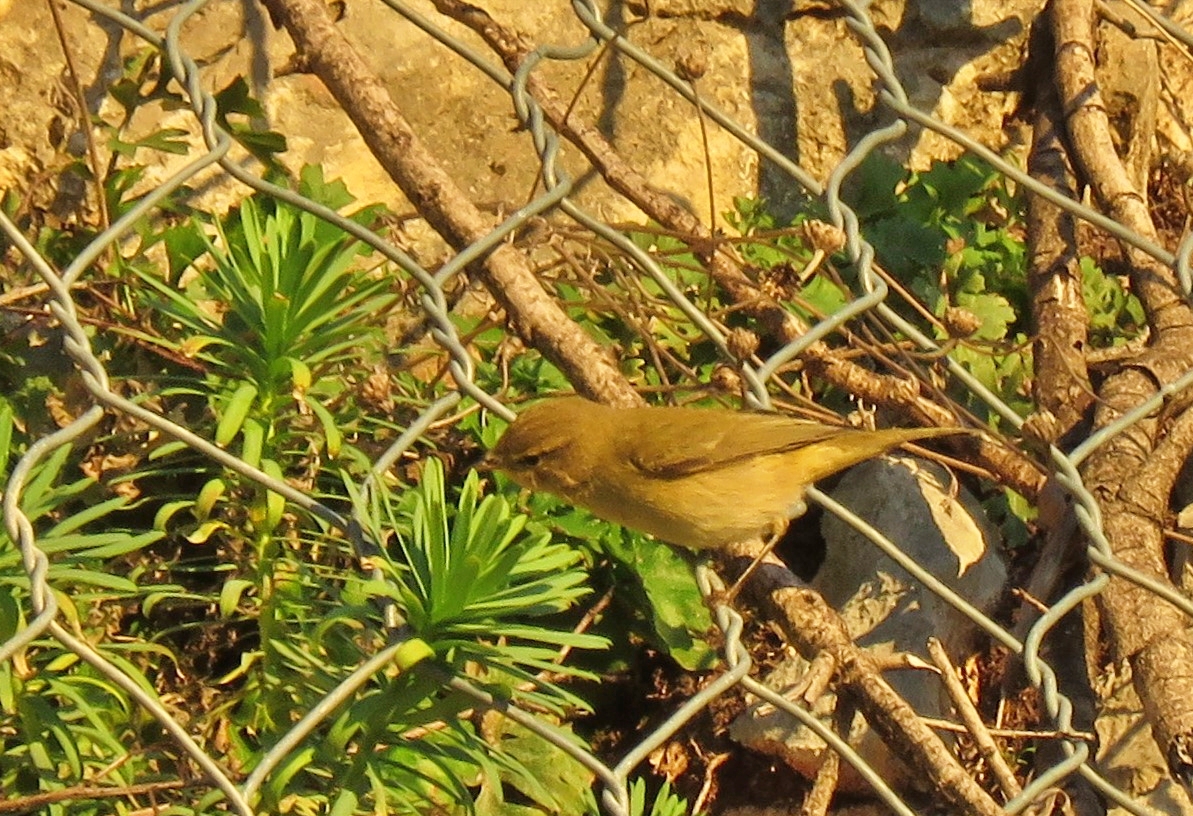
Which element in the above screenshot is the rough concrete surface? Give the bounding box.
[1,0,1042,236]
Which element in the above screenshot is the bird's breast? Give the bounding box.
[579,453,809,549]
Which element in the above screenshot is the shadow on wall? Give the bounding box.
[541,0,1022,226]
[748,0,801,222]
[837,0,1023,169]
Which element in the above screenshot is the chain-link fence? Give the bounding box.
[3,0,1193,813]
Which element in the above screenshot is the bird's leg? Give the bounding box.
[717,496,810,604]
[720,514,794,604]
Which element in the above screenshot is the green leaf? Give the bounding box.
[219,579,254,617]
[604,532,716,671]
[134,127,192,155]
[44,494,131,537]
[154,498,196,529]
[265,746,316,802]
[486,719,595,815]
[186,519,229,544]
[213,75,265,119]
[328,789,358,816]
[305,395,343,458]
[298,163,357,211]
[629,777,694,816]
[240,417,265,468]
[394,638,435,670]
[216,382,258,446]
[195,477,227,520]
[49,568,139,592]
[365,460,606,702]
[0,402,13,477]
[259,458,286,533]
[800,274,849,318]
[954,288,1016,341]
[39,530,164,559]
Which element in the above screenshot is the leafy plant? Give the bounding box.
[103,53,287,219]
[723,197,850,322]
[843,154,1144,419]
[374,460,603,704]
[209,458,608,815]
[1081,256,1145,346]
[0,403,183,811]
[629,777,698,816]
[133,165,396,539]
[138,166,390,402]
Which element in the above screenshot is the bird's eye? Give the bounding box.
[514,453,542,468]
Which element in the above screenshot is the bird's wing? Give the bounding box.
[627,411,844,478]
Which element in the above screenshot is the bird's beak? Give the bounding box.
[476,452,498,473]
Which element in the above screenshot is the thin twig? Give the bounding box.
[928,637,1022,800]
[0,780,190,813]
[46,0,110,233]
[691,750,729,814]
[799,745,840,816]
[919,716,1094,743]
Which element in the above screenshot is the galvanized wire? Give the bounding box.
[2,1,1191,815]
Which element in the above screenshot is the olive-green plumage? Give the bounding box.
[485,397,959,550]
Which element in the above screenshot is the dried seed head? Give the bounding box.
[801,219,847,254]
[726,327,760,361]
[944,306,983,338]
[710,364,743,394]
[675,42,708,81]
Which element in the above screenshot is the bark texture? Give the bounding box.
[1052,0,1193,788]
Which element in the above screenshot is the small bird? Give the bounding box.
[484,396,962,551]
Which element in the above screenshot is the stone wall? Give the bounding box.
[1,0,1043,237]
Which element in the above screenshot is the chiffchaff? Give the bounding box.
[484,396,961,551]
